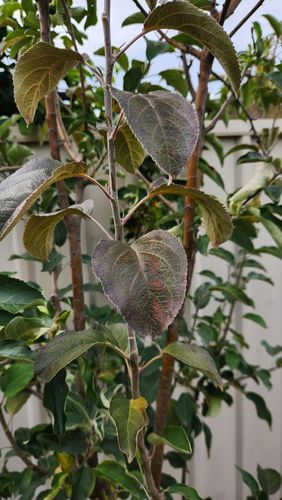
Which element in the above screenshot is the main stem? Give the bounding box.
[36,0,85,331]
[102,3,161,497]
[151,50,214,487]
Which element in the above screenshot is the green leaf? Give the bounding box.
[92,230,187,339]
[148,184,232,246]
[145,0,157,9]
[0,339,34,363]
[121,12,145,27]
[5,390,30,416]
[14,41,84,124]
[212,284,254,306]
[249,207,282,255]
[34,324,128,382]
[95,461,147,499]
[109,394,149,463]
[144,0,241,93]
[267,71,282,89]
[0,363,33,398]
[165,484,203,500]
[7,144,33,166]
[0,157,86,240]
[146,39,172,61]
[5,316,49,342]
[229,163,273,213]
[84,0,97,29]
[236,466,260,496]
[257,465,282,495]
[115,123,146,173]
[147,425,192,455]
[243,313,267,328]
[261,340,282,356]
[160,69,188,97]
[71,466,96,500]
[163,341,222,389]
[23,200,96,260]
[246,392,272,428]
[0,274,45,314]
[263,14,282,37]
[111,88,199,178]
[43,369,68,436]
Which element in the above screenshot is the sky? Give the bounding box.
[72,0,281,88]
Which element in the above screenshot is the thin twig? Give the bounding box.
[219,0,233,25]
[136,171,177,214]
[180,53,196,101]
[80,174,114,201]
[60,0,88,130]
[102,0,123,241]
[139,353,163,373]
[205,94,235,133]
[229,0,266,38]
[0,404,47,475]
[113,31,145,63]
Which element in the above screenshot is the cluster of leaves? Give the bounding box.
[0,0,281,499]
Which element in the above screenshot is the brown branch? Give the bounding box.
[219,0,233,25]
[36,0,86,331]
[102,0,123,241]
[180,53,196,101]
[151,49,215,487]
[0,404,47,475]
[229,0,266,38]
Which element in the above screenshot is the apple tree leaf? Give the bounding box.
[163,341,222,389]
[23,199,96,260]
[92,229,187,339]
[0,157,86,241]
[148,184,232,246]
[13,41,84,124]
[110,394,149,463]
[144,0,241,94]
[34,324,128,382]
[115,123,146,173]
[111,88,199,178]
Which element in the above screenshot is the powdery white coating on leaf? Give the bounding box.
[111,88,199,178]
[13,42,84,124]
[92,229,188,339]
[144,0,241,94]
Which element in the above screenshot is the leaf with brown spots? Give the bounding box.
[91,230,187,339]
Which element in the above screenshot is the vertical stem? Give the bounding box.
[102,0,122,241]
[128,328,163,500]
[36,0,85,332]
[102,3,160,496]
[151,50,214,487]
